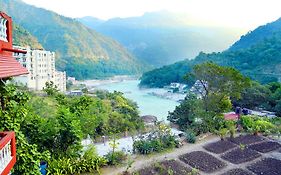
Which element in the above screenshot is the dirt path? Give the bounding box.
[100,134,219,175]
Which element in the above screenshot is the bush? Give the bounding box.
[104,151,127,165]
[185,131,196,143]
[133,135,178,154]
[241,115,276,135]
[47,147,107,175]
[241,116,255,131]
[47,156,107,175]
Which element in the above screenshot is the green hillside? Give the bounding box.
[0,0,148,79]
[13,23,43,49]
[230,17,281,51]
[140,18,281,87]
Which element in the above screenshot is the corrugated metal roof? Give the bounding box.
[0,55,28,78]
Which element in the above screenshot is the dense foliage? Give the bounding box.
[0,82,49,175]
[133,124,179,154]
[47,147,107,175]
[233,82,281,116]
[240,115,279,135]
[1,0,148,79]
[168,63,250,134]
[13,23,43,49]
[140,60,193,88]
[140,17,281,87]
[0,81,143,174]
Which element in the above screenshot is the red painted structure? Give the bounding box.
[0,12,28,79]
[0,11,28,175]
[224,112,239,120]
[0,132,16,175]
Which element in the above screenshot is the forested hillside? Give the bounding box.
[0,0,148,79]
[140,18,281,87]
[78,11,244,66]
[13,23,43,49]
[230,17,281,50]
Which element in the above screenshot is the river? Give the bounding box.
[92,80,179,122]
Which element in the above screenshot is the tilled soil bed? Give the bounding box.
[203,140,237,154]
[248,141,281,153]
[229,135,265,145]
[220,168,254,175]
[136,159,193,175]
[247,158,281,175]
[221,148,261,164]
[179,151,226,173]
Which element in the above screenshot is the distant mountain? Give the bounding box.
[13,23,43,49]
[78,11,244,67]
[230,17,281,51]
[140,18,281,87]
[0,0,148,79]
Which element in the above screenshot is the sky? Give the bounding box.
[22,0,281,30]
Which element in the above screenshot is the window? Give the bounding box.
[0,17,8,42]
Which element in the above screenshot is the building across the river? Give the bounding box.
[12,46,66,92]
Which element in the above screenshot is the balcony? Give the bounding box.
[0,132,16,175]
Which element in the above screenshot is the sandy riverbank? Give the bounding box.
[77,75,138,87]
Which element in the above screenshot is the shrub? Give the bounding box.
[217,128,229,140]
[226,120,236,138]
[241,115,276,135]
[185,131,196,143]
[104,151,127,165]
[47,156,107,175]
[133,136,178,154]
[241,116,255,131]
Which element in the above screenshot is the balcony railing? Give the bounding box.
[0,132,16,175]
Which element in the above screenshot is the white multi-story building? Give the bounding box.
[13,46,66,92]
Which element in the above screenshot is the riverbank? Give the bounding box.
[78,75,138,87]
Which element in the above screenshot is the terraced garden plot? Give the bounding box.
[137,160,193,175]
[220,168,254,175]
[204,140,237,154]
[247,158,281,175]
[229,135,265,145]
[179,151,226,173]
[248,141,281,153]
[221,148,261,164]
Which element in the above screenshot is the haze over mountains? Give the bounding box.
[140,17,281,87]
[78,12,245,66]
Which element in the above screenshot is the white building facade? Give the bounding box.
[13,46,66,92]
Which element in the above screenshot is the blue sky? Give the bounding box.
[22,0,281,30]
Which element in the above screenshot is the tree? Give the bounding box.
[233,81,272,109]
[186,62,251,114]
[168,94,204,130]
[0,82,49,175]
[43,81,59,96]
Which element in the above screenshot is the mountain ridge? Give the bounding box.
[140,17,281,87]
[78,12,245,67]
[0,0,148,79]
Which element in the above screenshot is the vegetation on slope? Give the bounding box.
[1,0,148,79]
[140,21,281,87]
[230,17,281,50]
[78,11,244,66]
[167,63,280,137]
[0,81,143,174]
[13,23,43,49]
